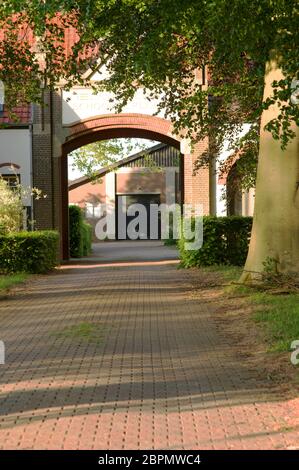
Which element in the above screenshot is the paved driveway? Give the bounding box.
[0,241,298,449]
[82,241,179,263]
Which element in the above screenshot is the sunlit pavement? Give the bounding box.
[0,241,298,449]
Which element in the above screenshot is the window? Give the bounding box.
[94,206,102,218]
[85,203,102,218]
[85,203,94,218]
[1,174,20,189]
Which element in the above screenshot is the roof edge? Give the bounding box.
[68,143,167,190]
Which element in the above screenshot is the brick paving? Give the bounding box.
[0,242,299,450]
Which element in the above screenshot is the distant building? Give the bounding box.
[68,143,181,240]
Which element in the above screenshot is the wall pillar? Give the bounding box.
[60,154,69,260]
[209,155,217,215]
[105,171,116,239]
[181,139,210,214]
[165,168,177,205]
[32,91,55,230]
[32,89,70,260]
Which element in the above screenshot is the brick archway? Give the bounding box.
[60,113,184,259]
[63,113,181,154]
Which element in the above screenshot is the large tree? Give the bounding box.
[0,0,298,279]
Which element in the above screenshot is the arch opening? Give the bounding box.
[60,115,185,260]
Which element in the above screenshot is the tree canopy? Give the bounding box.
[69,138,156,181]
[1,0,299,276]
[0,0,298,183]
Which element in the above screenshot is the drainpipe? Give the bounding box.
[50,89,55,229]
[209,154,217,215]
[29,119,34,229]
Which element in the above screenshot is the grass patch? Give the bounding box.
[164,238,177,247]
[0,273,28,292]
[211,266,299,354]
[201,265,243,281]
[52,321,109,345]
[251,292,299,352]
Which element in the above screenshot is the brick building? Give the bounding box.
[0,74,254,258]
[0,21,255,258]
[69,143,182,240]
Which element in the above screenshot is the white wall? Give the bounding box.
[62,64,172,125]
[0,129,32,206]
[242,188,255,216]
[62,87,165,126]
[216,124,252,216]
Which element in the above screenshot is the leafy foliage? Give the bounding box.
[69,205,83,257]
[0,1,298,186]
[0,230,59,273]
[79,0,298,153]
[0,177,23,233]
[93,0,297,186]
[70,138,154,180]
[0,175,47,233]
[179,216,253,267]
[0,2,97,110]
[81,221,92,256]
[69,205,92,257]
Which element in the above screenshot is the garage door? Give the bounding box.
[116,194,161,240]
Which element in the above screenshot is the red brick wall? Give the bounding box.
[116,171,166,201]
[0,104,31,124]
[69,170,181,207]
[192,139,210,214]
[183,139,209,214]
[69,178,106,208]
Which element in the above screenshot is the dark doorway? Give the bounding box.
[116,194,161,240]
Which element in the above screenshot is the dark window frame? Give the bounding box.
[1,173,21,189]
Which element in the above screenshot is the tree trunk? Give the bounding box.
[240,62,299,282]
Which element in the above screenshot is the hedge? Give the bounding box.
[69,205,83,258]
[0,230,59,273]
[69,205,92,258]
[82,222,93,256]
[163,212,178,246]
[179,216,252,267]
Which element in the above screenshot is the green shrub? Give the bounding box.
[163,222,178,246]
[164,237,177,246]
[179,216,252,268]
[82,222,93,256]
[163,212,179,246]
[0,177,24,233]
[69,205,92,258]
[69,205,83,257]
[0,230,59,273]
